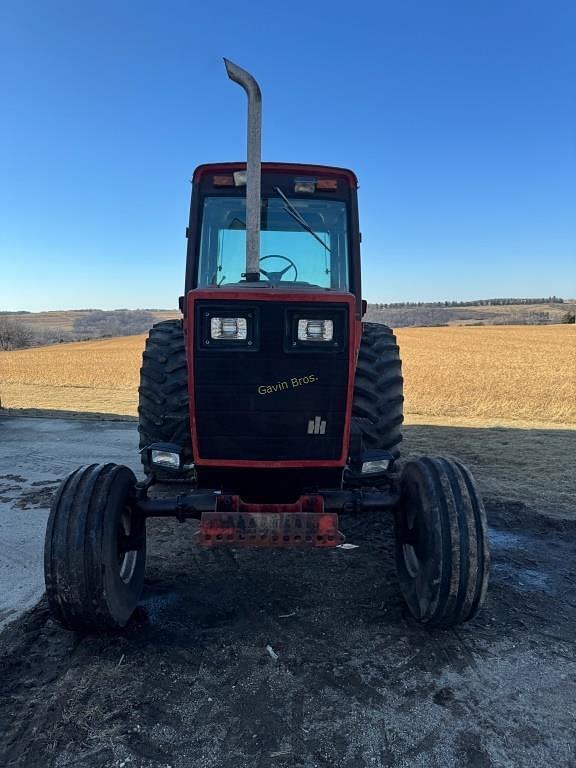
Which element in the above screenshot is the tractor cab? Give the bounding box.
[185,163,361,305]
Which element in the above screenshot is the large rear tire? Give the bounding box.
[352,322,404,457]
[44,463,146,631]
[395,457,490,627]
[138,319,192,476]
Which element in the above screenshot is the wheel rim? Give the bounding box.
[397,479,436,620]
[117,506,139,584]
[402,504,421,578]
[400,485,428,579]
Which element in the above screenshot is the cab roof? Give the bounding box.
[193,162,359,189]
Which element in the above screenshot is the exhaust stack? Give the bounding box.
[224,58,262,282]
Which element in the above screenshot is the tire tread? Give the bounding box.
[138,319,192,475]
[352,322,404,456]
[44,463,144,631]
[396,456,490,627]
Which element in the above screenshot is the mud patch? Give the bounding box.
[0,478,25,501]
[0,474,27,483]
[0,495,18,503]
[14,484,60,510]
[0,485,23,495]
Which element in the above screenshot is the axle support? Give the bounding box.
[134,485,401,521]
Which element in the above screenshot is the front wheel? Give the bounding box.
[44,463,146,631]
[394,457,490,627]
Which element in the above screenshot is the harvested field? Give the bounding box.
[0,324,574,426]
[0,336,143,415]
[400,324,575,425]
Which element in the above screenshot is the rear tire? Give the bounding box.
[138,319,192,477]
[352,323,404,457]
[395,457,490,627]
[44,464,146,631]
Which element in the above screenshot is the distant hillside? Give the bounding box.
[365,300,576,328]
[0,309,180,347]
[1,298,574,352]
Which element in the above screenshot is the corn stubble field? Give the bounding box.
[0,324,574,426]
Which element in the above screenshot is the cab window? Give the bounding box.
[197,196,349,289]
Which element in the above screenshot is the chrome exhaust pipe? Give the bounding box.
[224,58,262,282]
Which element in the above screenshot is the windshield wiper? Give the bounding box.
[274,187,331,253]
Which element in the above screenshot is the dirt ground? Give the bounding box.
[1,420,575,768]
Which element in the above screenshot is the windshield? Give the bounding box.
[197,196,349,289]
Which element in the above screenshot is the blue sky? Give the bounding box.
[1,0,574,310]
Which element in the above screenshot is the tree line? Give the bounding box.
[370,297,565,309]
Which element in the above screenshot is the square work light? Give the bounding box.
[297,319,334,342]
[210,317,248,340]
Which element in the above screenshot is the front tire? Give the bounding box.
[44,463,146,631]
[394,457,490,627]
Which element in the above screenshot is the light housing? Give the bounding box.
[361,458,391,474]
[198,304,259,351]
[297,319,334,342]
[344,449,395,485]
[359,449,394,475]
[213,174,234,187]
[316,178,338,191]
[210,316,248,340]
[144,442,183,473]
[294,177,316,194]
[285,307,346,353]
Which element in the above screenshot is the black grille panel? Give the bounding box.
[194,300,349,461]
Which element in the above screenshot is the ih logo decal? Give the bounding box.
[307,416,327,435]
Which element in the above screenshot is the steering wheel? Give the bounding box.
[259,254,298,283]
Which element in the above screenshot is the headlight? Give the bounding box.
[355,449,394,476]
[297,319,334,342]
[210,317,248,340]
[199,305,258,351]
[361,458,391,474]
[145,442,183,473]
[151,449,181,469]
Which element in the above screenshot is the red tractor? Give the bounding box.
[45,60,489,631]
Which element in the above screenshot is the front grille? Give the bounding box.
[193,299,349,461]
